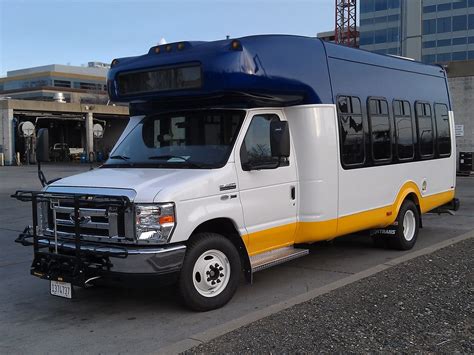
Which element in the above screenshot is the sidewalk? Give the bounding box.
[189,238,473,353]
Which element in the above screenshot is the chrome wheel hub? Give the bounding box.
[192,249,230,297]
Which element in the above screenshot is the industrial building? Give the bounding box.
[0,62,110,104]
[0,62,129,166]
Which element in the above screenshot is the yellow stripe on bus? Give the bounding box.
[244,186,455,256]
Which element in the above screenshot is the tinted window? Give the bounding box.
[453,15,467,31]
[393,100,414,160]
[416,103,434,158]
[242,114,281,166]
[435,104,451,156]
[338,96,365,166]
[423,19,436,34]
[369,98,391,161]
[437,17,452,33]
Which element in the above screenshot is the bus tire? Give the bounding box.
[178,232,241,311]
[389,200,420,251]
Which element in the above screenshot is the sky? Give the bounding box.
[0,0,335,76]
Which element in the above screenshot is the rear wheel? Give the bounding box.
[178,233,241,311]
[388,200,420,250]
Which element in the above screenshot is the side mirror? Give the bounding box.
[36,128,50,162]
[270,121,290,158]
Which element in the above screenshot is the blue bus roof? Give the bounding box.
[107,34,448,108]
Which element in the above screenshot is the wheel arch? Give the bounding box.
[394,183,423,228]
[189,218,252,282]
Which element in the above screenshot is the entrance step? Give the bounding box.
[250,246,309,273]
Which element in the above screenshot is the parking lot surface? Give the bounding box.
[0,164,473,353]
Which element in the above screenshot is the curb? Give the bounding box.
[159,230,474,354]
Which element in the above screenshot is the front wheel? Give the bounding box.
[389,200,420,250]
[178,233,241,311]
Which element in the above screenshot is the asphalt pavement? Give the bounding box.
[0,164,472,353]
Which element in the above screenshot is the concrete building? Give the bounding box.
[447,61,474,153]
[0,99,129,166]
[0,62,110,104]
[359,0,474,63]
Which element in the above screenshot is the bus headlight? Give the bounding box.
[135,203,176,244]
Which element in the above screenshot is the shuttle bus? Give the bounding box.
[14,35,457,311]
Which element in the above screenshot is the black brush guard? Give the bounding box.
[12,190,132,287]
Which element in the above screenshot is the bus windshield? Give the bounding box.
[103,109,246,169]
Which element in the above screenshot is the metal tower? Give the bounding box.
[335,0,358,47]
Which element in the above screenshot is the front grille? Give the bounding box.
[44,200,135,243]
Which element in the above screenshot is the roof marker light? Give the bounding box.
[177,42,185,51]
[230,40,242,51]
[166,45,172,52]
[154,47,161,54]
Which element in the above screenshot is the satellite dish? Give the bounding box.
[93,123,104,139]
[20,121,35,137]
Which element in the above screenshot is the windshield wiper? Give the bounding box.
[109,155,130,161]
[148,155,205,169]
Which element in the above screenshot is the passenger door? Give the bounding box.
[235,111,298,256]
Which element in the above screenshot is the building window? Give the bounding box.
[452,51,467,61]
[360,18,374,26]
[374,16,388,24]
[387,27,399,43]
[375,0,388,11]
[360,31,374,45]
[437,39,451,47]
[387,0,400,9]
[368,98,392,162]
[423,19,436,35]
[422,54,436,63]
[453,0,467,9]
[416,102,434,158]
[423,5,437,13]
[374,29,387,44]
[437,17,452,33]
[469,14,474,29]
[393,100,414,161]
[437,53,452,62]
[437,3,452,11]
[453,37,467,45]
[434,104,451,157]
[337,96,365,167]
[468,51,474,59]
[469,36,474,44]
[361,0,375,13]
[423,41,436,48]
[453,15,467,31]
[54,80,71,88]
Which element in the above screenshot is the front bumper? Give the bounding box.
[16,227,186,286]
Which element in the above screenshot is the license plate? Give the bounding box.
[50,280,72,299]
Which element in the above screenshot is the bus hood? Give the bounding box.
[47,167,232,203]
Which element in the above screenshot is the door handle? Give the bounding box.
[291,186,296,200]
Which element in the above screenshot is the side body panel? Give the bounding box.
[283,105,339,242]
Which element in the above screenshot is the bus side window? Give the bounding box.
[368,98,392,163]
[415,102,435,159]
[393,100,414,161]
[434,104,451,157]
[337,96,365,167]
